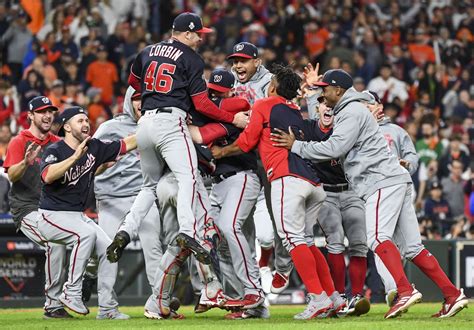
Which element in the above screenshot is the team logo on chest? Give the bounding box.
[62,153,96,186]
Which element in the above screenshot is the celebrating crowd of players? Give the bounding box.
[4,12,469,321]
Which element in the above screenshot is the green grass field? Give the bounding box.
[0,303,472,329]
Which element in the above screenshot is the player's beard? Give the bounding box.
[71,128,89,143]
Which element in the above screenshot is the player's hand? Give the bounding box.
[211,145,224,159]
[399,159,410,169]
[270,127,296,150]
[72,136,91,161]
[370,105,384,121]
[304,63,323,87]
[24,143,41,166]
[232,111,249,129]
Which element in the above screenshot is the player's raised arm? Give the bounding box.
[42,137,90,184]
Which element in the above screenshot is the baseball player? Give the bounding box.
[304,89,370,316]
[228,42,293,293]
[107,12,247,276]
[362,90,417,305]
[212,65,345,320]
[92,87,162,298]
[271,67,468,319]
[141,70,251,319]
[3,96,69,319]
[36,106,136,318]
[199,69,268,318]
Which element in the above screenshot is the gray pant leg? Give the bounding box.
[317,193,345,254]
[137,205,162,287]
[393,184,425,260]
[119,115,165,239]
[38,210,97,299]
[150,111,198,237]
[261,179,293,274]
[88,217,119,311]
[21,211,67,312]
[212,172,262,296]
[340,191,368,257]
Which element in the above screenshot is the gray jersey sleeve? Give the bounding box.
[305,91,322,120]
[292,108,359,161]
[397,127,419,175]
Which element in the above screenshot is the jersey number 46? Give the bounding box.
[144,61,176,93]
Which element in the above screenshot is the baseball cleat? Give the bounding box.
[106,231,130,263]
[225,294,265,310]
[224,305,270,319]
[270,271,290,294]
[384,287,422,319]
[175,233,211,265]
[195,289,228,313]
[260,266,273,294]
[346,294,370,316]
[43,308,73,319]
[294,292,334,320]
[144,309,185,320]
[96,309,130,320]
[324,292,347,318]
[432,288,469,318]
[59,293,89,315]
[386,289,398,307]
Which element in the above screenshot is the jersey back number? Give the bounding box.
[144,61,176,93]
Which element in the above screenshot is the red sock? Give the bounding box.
[290,245,323,294]
[309,245,336,295]
[349,256,367,295]
[412,249,459,298]
[327,253,346,293]
[259,247,273,268]
[375,240,412,294]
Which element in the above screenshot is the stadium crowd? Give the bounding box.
[0,0,473,239]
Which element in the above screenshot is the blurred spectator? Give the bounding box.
[304,21,329,61]
[0,123,11,163]
[0,9,32,84]
[417,159,440,210]
[52,26,79,60]
[47,79,65,111]
[438,134,470,178]
[85,44,118,106]
[368,63,409,106]
[354,49,376,85]
[0,81,14,125]
[408,27,436,67]
[86,86,107,127]
[424,181,452,236]
[17,69,45,112]
[416,114,444,166]
[441,159,466,219]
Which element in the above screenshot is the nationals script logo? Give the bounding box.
[61,153,96,185]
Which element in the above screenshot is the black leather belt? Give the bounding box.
[142,107,174,115]
[323,183,349,193]
[212,171,238,184]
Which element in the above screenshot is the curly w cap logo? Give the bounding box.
[42,97,49,104]
[213,75,222,82]
[235,43,245,52]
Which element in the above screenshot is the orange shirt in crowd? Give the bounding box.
[305,28,330,58]
[21,0,44,34]
[86,61,118,104]
[87,103,107,125]
[408,43,436,66]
